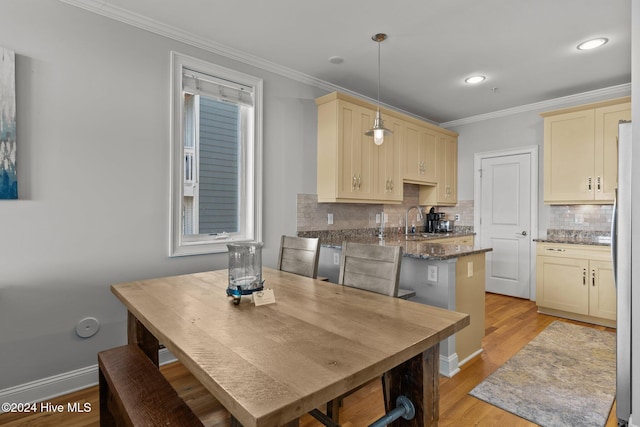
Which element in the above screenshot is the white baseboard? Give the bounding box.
[458,349,483,368]
[439,352,460,378]
[0,349,176,411]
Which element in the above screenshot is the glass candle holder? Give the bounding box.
[226,242,264,304]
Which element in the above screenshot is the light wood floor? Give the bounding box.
[0,293,618,427]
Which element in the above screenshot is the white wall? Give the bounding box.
[0,0,324,391]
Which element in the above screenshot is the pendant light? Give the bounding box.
[365,33,392,146]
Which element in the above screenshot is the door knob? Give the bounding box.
[516,231,528,236]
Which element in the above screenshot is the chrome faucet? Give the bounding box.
[405,206,423,235]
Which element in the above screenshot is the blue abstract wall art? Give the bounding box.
[0,47,17,199]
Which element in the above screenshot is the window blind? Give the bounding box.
[182,68,254,107]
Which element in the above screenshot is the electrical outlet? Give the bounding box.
[383,213,388,223]
[427,265,438,282]
[327,213,333,225]
[454,214,460,221]
[333,252,340,265]
[376,213,381,224]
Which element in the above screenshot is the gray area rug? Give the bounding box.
[469,321,616,427]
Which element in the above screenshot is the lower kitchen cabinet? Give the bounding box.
[536,242,615,327]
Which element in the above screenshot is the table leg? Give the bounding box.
[383,343,440,427]
[127,310,159,366]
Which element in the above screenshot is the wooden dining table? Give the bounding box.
[111,267,469,427]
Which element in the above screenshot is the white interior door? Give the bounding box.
[479,152,532,298]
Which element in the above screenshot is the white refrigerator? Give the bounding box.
[614,120,632,426]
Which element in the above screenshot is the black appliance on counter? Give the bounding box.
[426,208,452,233]
[426,208,439,233]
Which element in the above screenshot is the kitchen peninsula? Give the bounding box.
[304,230,492,377]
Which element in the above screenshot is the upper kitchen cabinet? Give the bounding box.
[418,133,458,206]
[435,134,458,204]
[316,91,458,204]
[403,123,437,185]
[373,115,403,202]
[541,97,631,204]
[317,92,401,203]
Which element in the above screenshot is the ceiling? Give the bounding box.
[64,0,631,124]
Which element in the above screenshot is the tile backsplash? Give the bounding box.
[548,204,612,233]
[297,186,613,235]
[297,184,472,233]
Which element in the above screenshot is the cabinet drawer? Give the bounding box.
[536,242,610,260]
[428,235,474,246]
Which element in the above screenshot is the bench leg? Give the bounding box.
[127,310,159,366]
[98,367,116,427]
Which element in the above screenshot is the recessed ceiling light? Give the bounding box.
[465,75,486,84]
[577,38,608,50]
[328,56,344,64]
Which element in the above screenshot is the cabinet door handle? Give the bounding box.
[592,270,596,287]
[583,269,587,285]
[352,175,357,190]
[587,176,592,191]
[597,176,601,192]
[389,179,393,191]
[357,175,361,190]
[545,248,566,252]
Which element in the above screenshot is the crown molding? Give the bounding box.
[440,83,632,128]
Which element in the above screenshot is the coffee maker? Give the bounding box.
[426,207,439,233]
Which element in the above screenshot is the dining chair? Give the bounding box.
[325,241,409,423]
[338,241,403,296]
[276,235,320,279]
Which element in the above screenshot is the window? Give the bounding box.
[170,52,262,256]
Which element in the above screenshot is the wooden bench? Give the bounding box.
[98,344,204,427]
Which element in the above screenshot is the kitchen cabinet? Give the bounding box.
[373,115,403,202]
[418,134,458,206]
[316,91,458,204]
[536,242,615,327]
[316,96,375,202]
[436,135,458,205]
[403,123,437,185]
[541,97,631,204]
[316,93,401,203]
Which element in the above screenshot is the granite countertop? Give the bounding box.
[533,237,611,246]
[533,229,611,246]
[319,232,492,260]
